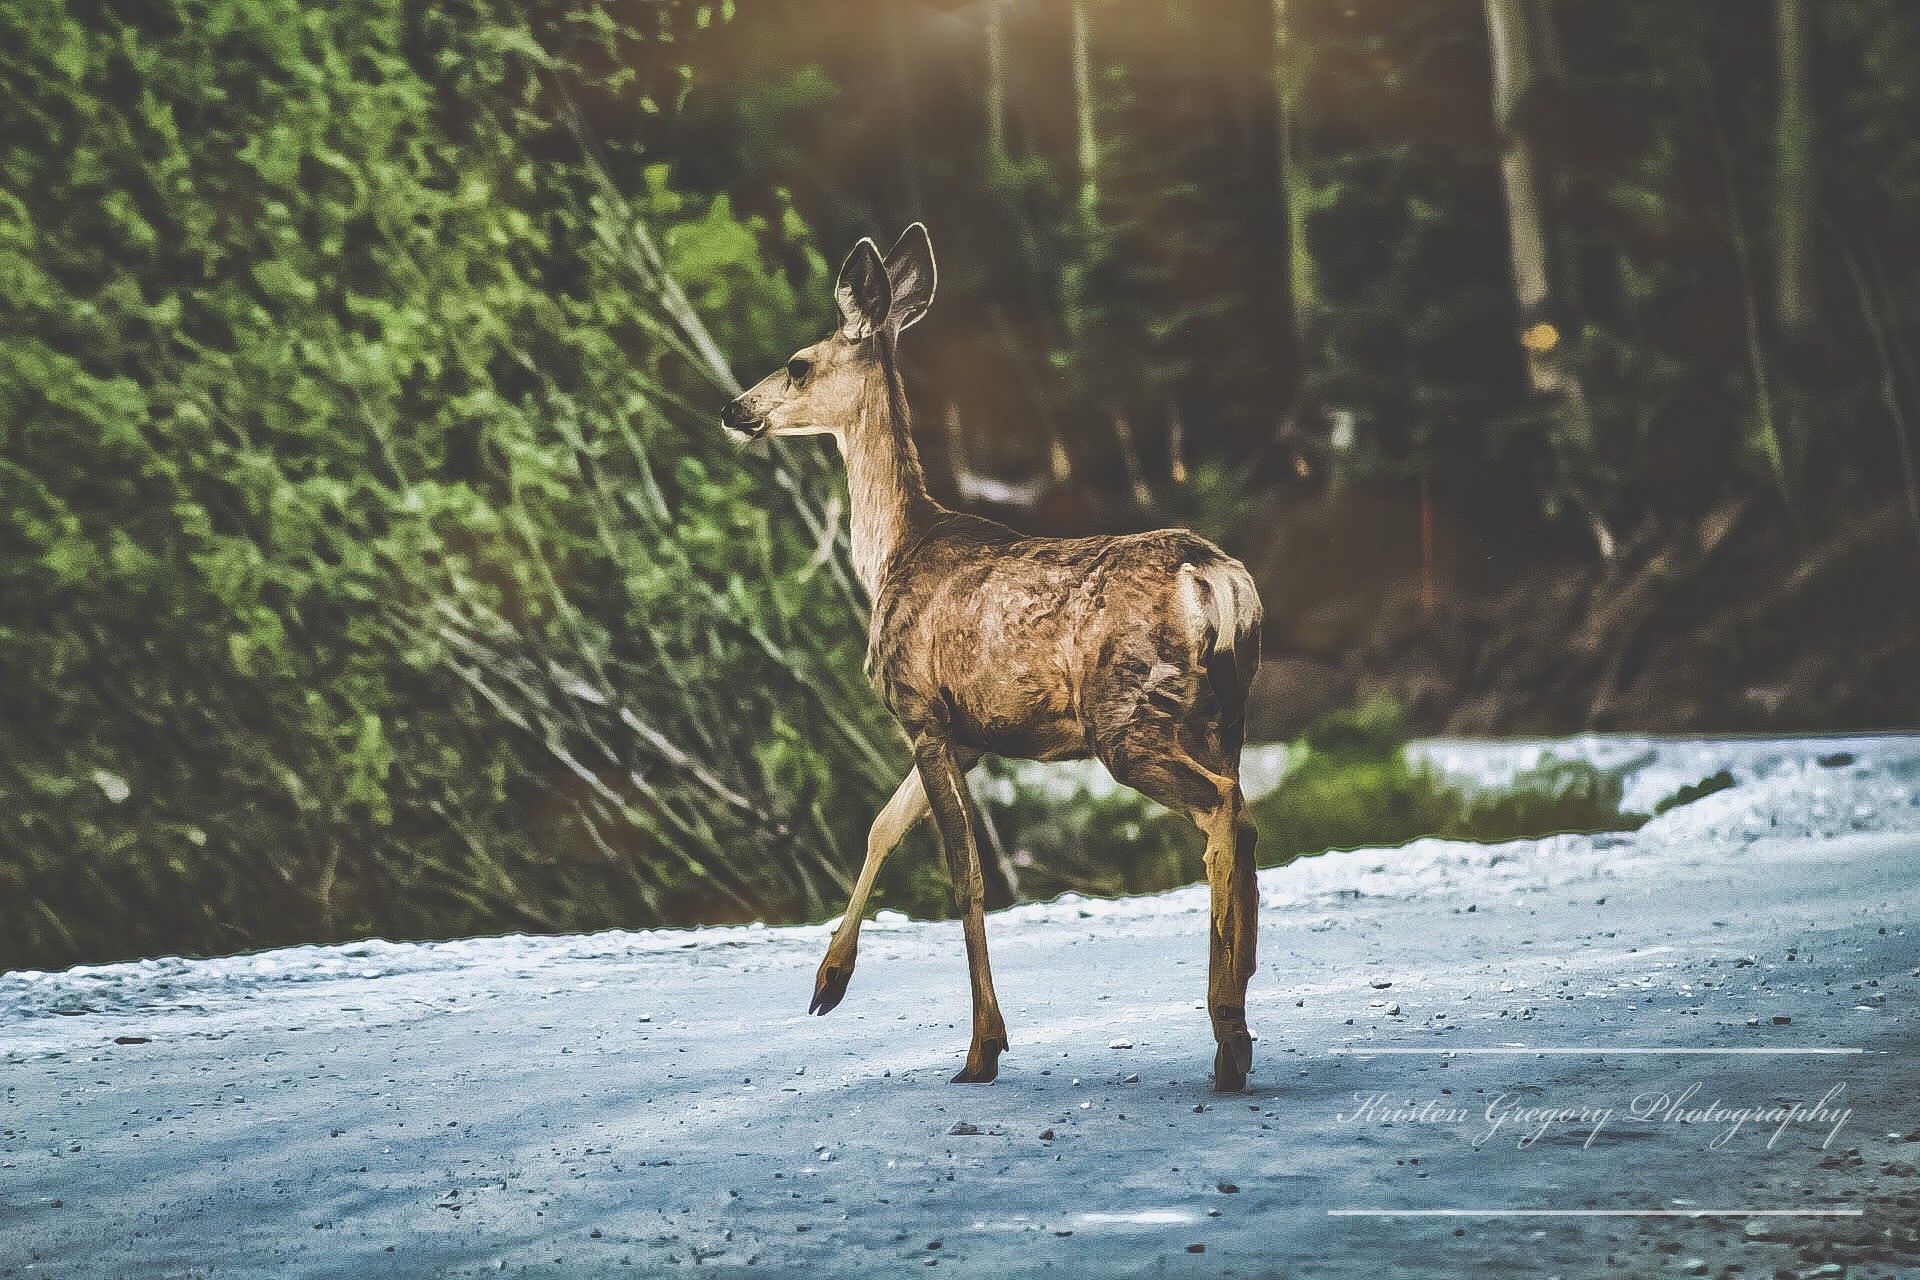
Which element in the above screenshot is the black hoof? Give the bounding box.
[950,1036,1007,1084]
[1212,1024,1253,1093]
[809,963,852,1015]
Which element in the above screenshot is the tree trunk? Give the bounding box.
[1112,411,1153,511]
[1773,0,1816,339]
[1070,0,1098,220]
[985,0,1009,168]
[1167,399,1188,486]
[1271,0,1316,349]
[1484,0,1608,558]
[1484,0,1554,387]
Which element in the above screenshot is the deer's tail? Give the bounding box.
[1184,547,1264,758]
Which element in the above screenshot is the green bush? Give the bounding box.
[1249,712,1640,867]
[0,0,898,971]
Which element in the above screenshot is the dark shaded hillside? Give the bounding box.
[1245,488,1920,738]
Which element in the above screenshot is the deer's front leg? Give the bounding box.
[913,732,1009,1084]
[811,769,931,1015]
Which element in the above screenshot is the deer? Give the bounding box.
[721,225,1264,1091]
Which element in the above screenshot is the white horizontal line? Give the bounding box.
[1327,1209,1862,1220]
[1328,1046,1863,1056]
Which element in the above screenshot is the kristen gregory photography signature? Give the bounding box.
[1337,1082,1855,1151]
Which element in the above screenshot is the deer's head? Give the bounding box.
[721,225,936,442]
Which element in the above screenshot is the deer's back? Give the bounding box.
[869,516,1234,760]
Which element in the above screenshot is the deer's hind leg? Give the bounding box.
[1099,723,1259,1092]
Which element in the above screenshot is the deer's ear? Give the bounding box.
[835,238,892,340]
[882,223,936,332]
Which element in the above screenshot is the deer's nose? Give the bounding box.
[722,398,761,436]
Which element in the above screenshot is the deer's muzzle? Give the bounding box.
[721,398,767,440]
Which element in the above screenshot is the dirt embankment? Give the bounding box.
[1242,488,1920,740]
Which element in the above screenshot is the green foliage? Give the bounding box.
[1281,0,1920,533]
[1247,717,1639,866]
[1286,0,1518,483]
[1442,754,1639,845]
[1061,1,1284,453]
[970,761,1201,906]
[1299,694,1410,758]
[0,0,897,970]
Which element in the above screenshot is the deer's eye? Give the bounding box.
[787,357,813,384]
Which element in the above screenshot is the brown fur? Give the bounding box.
[723,227,1264,1090]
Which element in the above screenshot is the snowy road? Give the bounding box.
[4,737,1919,1278]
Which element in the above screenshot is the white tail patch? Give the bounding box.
[1184,558,1262,657]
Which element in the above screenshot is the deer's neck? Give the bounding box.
[838,347,942,602]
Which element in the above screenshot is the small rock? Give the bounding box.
[1384,1003,1401,1016]
[1370,979,1393,990]
[1123,1073,1140,1084]
[947,1122,980,1137]
[1037,1129,1055,1141]
[1682,1260,1708,1275]
[113,1035,149,1045]
[1772,1015,1792,1025]
[1217,1182,1239,1194]
[1743,1221,1770,1240]
[1186,1243,1206,1254]
[1108,1039,1134,1049]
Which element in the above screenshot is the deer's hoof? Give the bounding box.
[949,1036,1007,1084]
[1211,1060,1248,1093]
[809,962,852,1016]
[1212,1031,1253,1093]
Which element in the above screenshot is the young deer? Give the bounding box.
[722,226,1264,1091]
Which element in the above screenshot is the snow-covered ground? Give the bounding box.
[3,737,1918,1278]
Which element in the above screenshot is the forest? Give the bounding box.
[4,0,1918,970]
